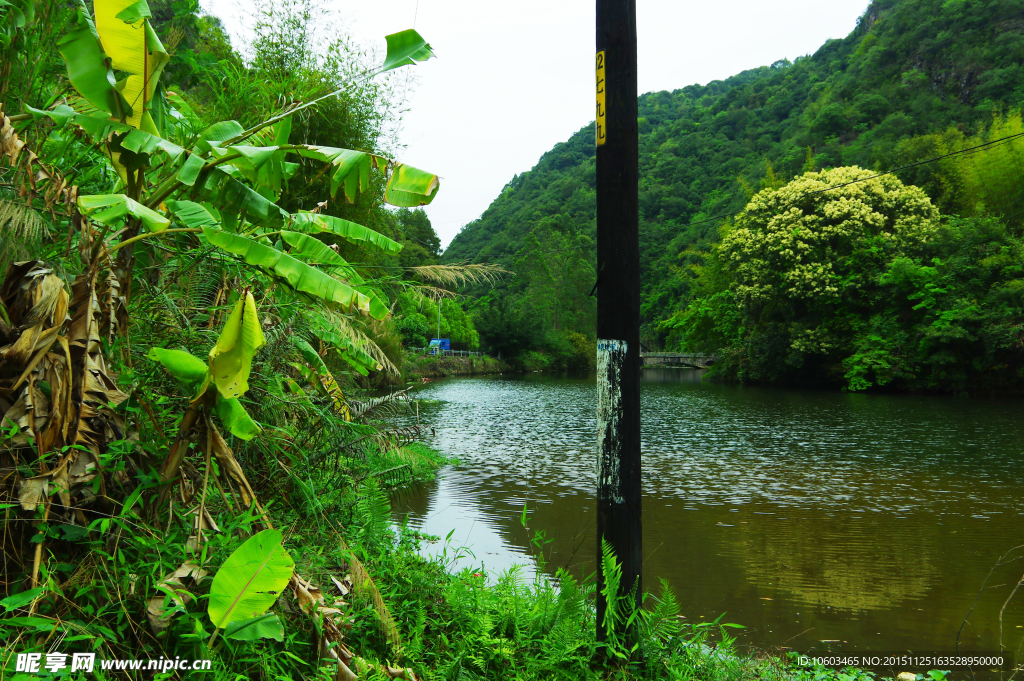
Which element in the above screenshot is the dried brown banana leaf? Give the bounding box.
[0,261,68,373]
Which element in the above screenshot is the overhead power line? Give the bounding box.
[682,130,1024,229]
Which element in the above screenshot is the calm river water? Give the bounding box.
[391,369,1024,659]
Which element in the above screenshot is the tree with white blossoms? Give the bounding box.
[668,166,940,384]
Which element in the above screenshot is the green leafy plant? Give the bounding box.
[207,529,295,644]
[0,4,464,678]
[148,290,264,440]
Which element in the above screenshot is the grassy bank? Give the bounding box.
[406,352,507,379]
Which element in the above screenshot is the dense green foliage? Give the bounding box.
[456,217,596,371]
[394,207,443,267]
[664,168,1024,392]
[0,2,481,680]
[395,294,480,350]
[445,0,1024,386]
[147,0,476,364]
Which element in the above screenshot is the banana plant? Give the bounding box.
[3,7,442,677]
[147,290,264,441]
[31,0,437,343]
[145,289,278,552]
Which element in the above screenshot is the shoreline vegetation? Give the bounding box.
[406,353,507,380]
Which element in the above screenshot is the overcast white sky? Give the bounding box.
[202,0,869,249]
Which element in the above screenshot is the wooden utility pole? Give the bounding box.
[595,0,641,647]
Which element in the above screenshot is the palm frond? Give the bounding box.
[311,308,400,377]
[350,387,413,420]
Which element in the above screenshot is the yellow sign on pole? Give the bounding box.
[596,51,606,146]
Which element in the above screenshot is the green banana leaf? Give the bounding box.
[166,200,219,228]
[0,0,35,42]
[23,103,62,123]
[224,613,285,642]
[164,90,203,134]
[203,228,375,315]
[215,144,296,199]
[258,158,298,202]
[384,163,440,207]
[226,145,279,171]
[197,168,289,229]
[176,153,206,186]
[56,2,130,117]
[146,84,172,138]
[114,0,151,23]
[294,146,384,203]
[337,352,370,376]
[119,127,185,160]
[293,338,350,415]
[47,103,91,127]
[146,347,208,386]
[209,291,266,400]
[34,104,184,163]
[288,143,439,206]
[274,116,292,144]
[356,286,389,320]
[282,230,361,279]
[382,29,434,72]
[249,115,292,147]
[290,212,401,254]
[294,338,326,373]
[251,119,296,199]
[95,0,169,131]
[280,231,391,319]
[79,194,169,232]
[195,119,245,154]
[215,397,261,440]
[207,529,294,630]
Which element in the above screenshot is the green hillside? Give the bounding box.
[445,0,1024,354]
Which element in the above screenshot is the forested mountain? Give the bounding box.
[445,0,1024,355]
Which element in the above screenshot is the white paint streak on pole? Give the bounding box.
[596,338,627,504]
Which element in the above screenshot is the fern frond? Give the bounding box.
[349,387,411,420]
[600,538,623,641]
[646,577,683,641]
[343,485,403,655]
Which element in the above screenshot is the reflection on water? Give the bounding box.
[392,370,1024,659]
[727,512,937,611]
